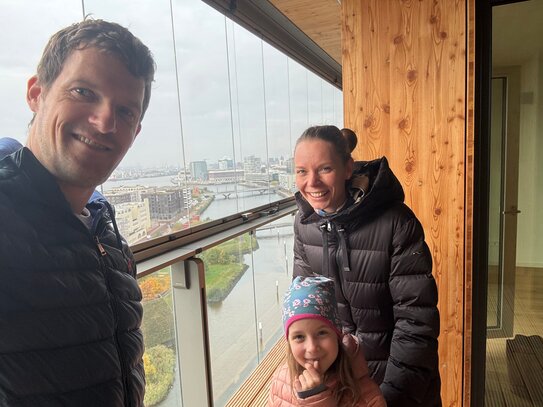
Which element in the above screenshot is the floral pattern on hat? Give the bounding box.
[282,275,342,337]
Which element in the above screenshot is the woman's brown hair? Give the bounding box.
[295,125,358,163]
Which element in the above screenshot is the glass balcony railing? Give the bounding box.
[136,201,297,407]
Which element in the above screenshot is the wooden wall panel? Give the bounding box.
[341,1,466,406]
[269,0,342,63]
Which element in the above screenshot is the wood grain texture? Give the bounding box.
[269,0,342,63]
[341,1,466,406]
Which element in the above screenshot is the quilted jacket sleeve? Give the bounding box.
[381,213,440,406]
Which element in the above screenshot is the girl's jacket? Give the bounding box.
[267,335,386,407]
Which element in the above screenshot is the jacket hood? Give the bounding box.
[0,137,23,160]
[296,156,405,224]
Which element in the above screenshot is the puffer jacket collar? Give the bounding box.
[8,147,123,247]
[295,156,405,278]
[9,147,74,214]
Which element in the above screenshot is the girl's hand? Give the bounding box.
[294,361,324,392]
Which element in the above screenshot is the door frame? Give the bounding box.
[471,1,529,406]
[486,67,521,339]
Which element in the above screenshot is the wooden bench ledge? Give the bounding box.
[225,339,287,407]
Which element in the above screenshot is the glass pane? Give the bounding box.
[199,232,259,406]
[200,216,296,406]
[139,270,179,407]
[487,77,505,329]
[85,0,188,246]
[80,0,342,246]
[253,216,296,356]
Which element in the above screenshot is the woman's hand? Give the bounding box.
[294,361,324,392]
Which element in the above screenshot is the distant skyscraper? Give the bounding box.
[218,157,233,170]
[243,155,262,174]
[190,161,208,181]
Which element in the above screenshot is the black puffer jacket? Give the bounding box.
[0,148,145,407]
[293,157,440,407]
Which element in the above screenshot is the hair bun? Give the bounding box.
[340,128,357,153]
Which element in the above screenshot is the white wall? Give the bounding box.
[516,53,543,268]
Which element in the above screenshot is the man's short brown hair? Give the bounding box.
[37,18,155,120]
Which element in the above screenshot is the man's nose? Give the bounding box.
[90,102,116,134]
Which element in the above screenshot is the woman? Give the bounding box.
[292,125,441,407]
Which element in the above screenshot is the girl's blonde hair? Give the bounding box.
[286,337,361,406]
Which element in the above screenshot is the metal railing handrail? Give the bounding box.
[135,197,297,278]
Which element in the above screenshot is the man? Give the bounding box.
[0,20,155,406]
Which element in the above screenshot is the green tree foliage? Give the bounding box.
[143,345,175,406]
[141,293,174,348]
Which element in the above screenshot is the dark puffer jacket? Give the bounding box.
[0,148,145,407]
[293,157,440,407]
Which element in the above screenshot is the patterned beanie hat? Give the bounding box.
[282,275,342,338]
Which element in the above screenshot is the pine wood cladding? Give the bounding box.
[341,1,467,406]
[268,0,342,63]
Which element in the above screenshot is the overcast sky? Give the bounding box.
[0,0,342,169]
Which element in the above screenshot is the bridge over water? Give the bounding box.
[214,187,278,199]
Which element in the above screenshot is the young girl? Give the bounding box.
[268,276,386,407]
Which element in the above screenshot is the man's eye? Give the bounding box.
[119,107,135,121]
[295,169,306,175]
[319,167,332,174]
[72,88,93,98]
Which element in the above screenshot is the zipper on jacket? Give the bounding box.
[95,236,107,256]
[94,244,132,407]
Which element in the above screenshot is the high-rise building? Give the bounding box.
[190,161,208,181]
[142,187,187,222]
[218,157,234,170]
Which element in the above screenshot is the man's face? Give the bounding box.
[26,47,145,192]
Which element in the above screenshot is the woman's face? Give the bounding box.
[294,139,353,213]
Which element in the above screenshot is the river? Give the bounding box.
[101,176,289,223]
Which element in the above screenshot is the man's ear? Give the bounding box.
[27,75,43,113]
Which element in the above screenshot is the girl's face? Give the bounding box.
[294,139,353,213]
[287,318,339,375]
